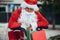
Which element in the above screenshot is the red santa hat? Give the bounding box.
[21,0,39,11]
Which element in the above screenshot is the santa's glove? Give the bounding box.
[36,26,48,31]
[10,27,25,31]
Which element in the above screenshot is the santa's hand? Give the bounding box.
[26,25,32,30]
[27,27,32,30]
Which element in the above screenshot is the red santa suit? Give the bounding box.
[8,0,49,40]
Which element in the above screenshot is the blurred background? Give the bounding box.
[0,0,60,40]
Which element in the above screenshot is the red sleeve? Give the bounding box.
[35,11,49,27]
[8,8,22,28]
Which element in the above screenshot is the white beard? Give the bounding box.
[18,9,37,31]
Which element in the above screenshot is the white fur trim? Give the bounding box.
[8,28,21,32]
[21,1,39,11]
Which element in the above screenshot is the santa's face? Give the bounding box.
[24,7,34,13]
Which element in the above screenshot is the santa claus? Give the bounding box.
[8,0,49,40]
